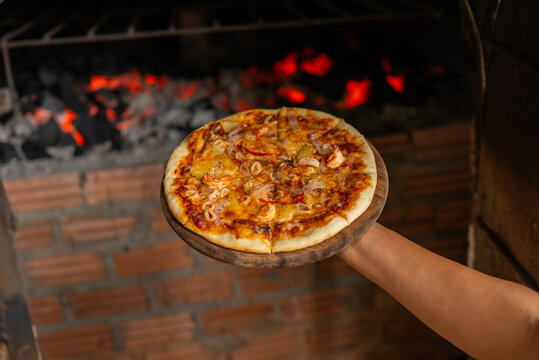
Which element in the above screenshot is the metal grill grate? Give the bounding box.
[0,0,440,102]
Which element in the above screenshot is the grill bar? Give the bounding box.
[0,0,439,102]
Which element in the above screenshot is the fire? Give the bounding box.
[300,54,333,76]
[274,52,299,76]
[344,79,371,108]
[385,74,405,93]
[277,87,306,103]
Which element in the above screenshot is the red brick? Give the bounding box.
[147,343,207,360]
[120,312,194,349]
[152,206,171,232]
[13,218,53,250]
[435,200,471,230]
[4,173,81,212]
[307,316,368,353]
[115,240,193,277]
[157,271,233,306]
[24,253,105,286]
[238,266,310,295]
[62,215,138,243]
[316,257,356,278]
[282,287,353,323]
[232,330,301,360]
[84,163,163,205]
[369,132,409,158]
[27,296,64,325]
[403,166,471,197]
[38,324,113,359]
[412,123,471,148]
[202,303,273,335]
[70,286,148,318]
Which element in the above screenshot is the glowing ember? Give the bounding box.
[86,70,166,93]
[57,108,85,146]
[300,54,334,76]
[344,79,371,108]
[274,52,299,76]
[58,108,77,133]
[89,104,99,117]
[277,87,307,103]
[381,56,392,74]
[177,83,198,100]
[385,74,405,93]
[87,75,110,92]
[72,130,85,146]
[144,74,158,85]
[105,108,117,122]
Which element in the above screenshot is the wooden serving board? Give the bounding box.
[160,141,388,269]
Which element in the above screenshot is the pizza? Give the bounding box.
[163,107,376,253]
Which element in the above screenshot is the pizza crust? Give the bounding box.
[272,215,349,253]
[164,107,377,254]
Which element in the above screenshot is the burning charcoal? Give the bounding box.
[190,109,217,128]
[41,93,65,114]
[0,142,17,163]
[38,120,63,147]
[22,140,50,160]
[76,114,118,146]
[157,104,191,128]
[127,93,154,116]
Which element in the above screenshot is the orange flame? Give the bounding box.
[277,87,306,103]
[344,79,371,108]
[300,54,333,76]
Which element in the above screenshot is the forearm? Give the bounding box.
[340,222,539,360]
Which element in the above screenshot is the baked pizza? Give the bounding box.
[163,107,376,253]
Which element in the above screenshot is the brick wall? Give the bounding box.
[6,122,471,360]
